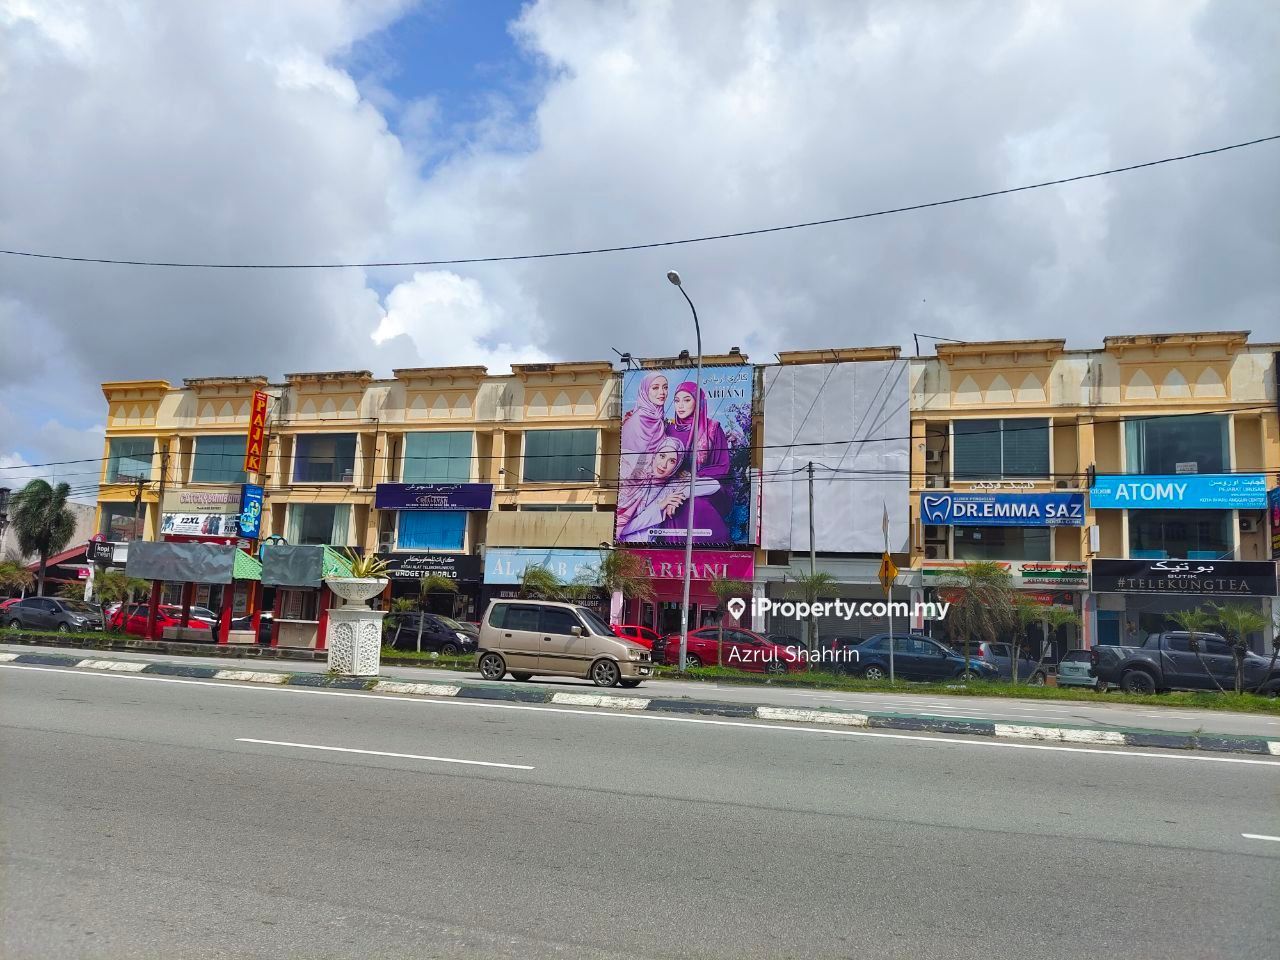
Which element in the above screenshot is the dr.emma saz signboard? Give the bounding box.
[243,391,269,475]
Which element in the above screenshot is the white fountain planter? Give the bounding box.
[325,577,388,677]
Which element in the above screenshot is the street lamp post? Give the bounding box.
[666,270,702,672]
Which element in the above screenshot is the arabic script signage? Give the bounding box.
[374,483,494,511]
[920,492,1084,527]
[1089,474,1267,510]
[1090,559,1278,596]
[377,552,482,582]
[922,560,1089,590]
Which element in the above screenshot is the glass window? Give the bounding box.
[1128,510,1231,559]
[953,419,1049,480]
[1199,639,1232,658]
[521,504,594,511]
[1125,414,1228,475]
[522,429,598,482]
[953,526,1051,561]
[287,504,351,546]
[503,605,542,631]
[576,606,616,637]
[540,608,582,635]
[293,434,357,483]
[403,432,473,483]
[192,435,247,484]
[106,437,155,483]
[396,511,465,551]
[99,502,143,540]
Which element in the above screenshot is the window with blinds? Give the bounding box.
[396,511,466,551]
[953,419,1049,479]
[403,431,473,483]
[522,429,598,482]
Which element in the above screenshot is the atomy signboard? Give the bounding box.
[1089,474,1267,510]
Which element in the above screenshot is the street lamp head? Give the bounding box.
[666,270,682,287]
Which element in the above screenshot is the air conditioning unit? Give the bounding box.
[924,544,944,560]
[924,525,947,543]
[1054,479,1069,490]
[925,475,947,489]
[924,449,943,465]
[1240,517,1258,533]
[378,532,394,552]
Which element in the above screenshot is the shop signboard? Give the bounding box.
[922,560,1089,591]
[87,540,115,564]
[1269,487,1280,559]
[628,548,755,582]
[919,491,1084,527]
[377,552,482,583]
[1088,473,1267,510]
[1090,558,1279,596]
[483,547,604,585]
[161,487,241,514]
[237,483,264,539]
[244,390,268,475]
[161,513,240,537]
[374,483,494,511]
[616,364,753,546]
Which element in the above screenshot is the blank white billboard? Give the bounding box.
[761,360,910,554]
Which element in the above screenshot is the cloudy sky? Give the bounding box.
[1,0,1277,499]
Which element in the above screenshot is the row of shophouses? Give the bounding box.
[90,330,1280,653]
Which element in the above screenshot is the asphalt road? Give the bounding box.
[4,639,1278,738]
[2,662,1277,959]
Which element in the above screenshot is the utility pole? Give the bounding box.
[131,476,144,542]
[808,461,817,650]
[152,441,170,542]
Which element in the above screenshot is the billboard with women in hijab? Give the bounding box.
[616,365,754,545]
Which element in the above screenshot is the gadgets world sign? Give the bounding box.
[920,492,1085,527]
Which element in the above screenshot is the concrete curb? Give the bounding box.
[6,650,1279,758]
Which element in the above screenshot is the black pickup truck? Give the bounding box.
[1091,631,1280,695]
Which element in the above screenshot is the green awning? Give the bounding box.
[322,547,355,580]
[232,549,263,581]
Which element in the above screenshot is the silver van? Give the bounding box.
[476,599,653,687]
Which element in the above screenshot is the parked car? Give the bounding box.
[386,612,478,655]
[109,603,213,638]
[1,597,25,613]
[766,633,806,652]
[211,611,275,644]
[612,623,662,649]
[5,597,104,632]
[660,626,806,674]
[823,635,868,674]
[1091,632,1280,695]
[1054,649,1098,689]
[853,634,998,682]
[476,599,653,687]
[949,640,1048,685]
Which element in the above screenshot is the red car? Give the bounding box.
[110,603,213,638]
[0,597,24,612]
[611,623,662,649]
[661,626,806,673]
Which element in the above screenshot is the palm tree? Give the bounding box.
[708,573,751,667]
[1211,602,1268,694]
[787,569,836,650]
[596,548,654,610]
[415,574,459,654]
[518,564,564,601]
[92,568,151,610]
[940,561,1018,675]
[11,480,77,596]
[0,559,34,598]
[1018,604,1083,686]
[1168,607,1223,693]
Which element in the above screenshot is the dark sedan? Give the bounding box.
[851,634,998,682]
[386,612,478,656]
[4,597,104,632]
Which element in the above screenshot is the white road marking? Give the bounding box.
[994,723,1127,745]
[1241,833,1280,842]
[5,663,1280,767]
[757,706,869,726]
[550,692,649,710]
[214,670,289,684]
[374,680,462,697]
[0,653,20,662]
[235,737,534,770]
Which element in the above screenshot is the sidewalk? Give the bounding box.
[4,645,1278,759]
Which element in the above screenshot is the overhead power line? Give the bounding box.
[1,135,1276,270]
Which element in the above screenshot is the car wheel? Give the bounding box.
[683,653,702,669]
[478,652,506,681]
[511,672,533,682]
[765,659,787,676]
[1120,670,1157,695]
[619,679,642,688]
[6,618,20,630]
[591,659,621,687]
[1028,671,1046,687]
[862,664,887,681]
[57,622,70,633]
[957,669,980,681]
[441,642,460,657]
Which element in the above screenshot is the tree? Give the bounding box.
[1017,603,1082,686]
[1211,602,1268,694]
[0,559,34,598]
[1258,608,1280,695]
[940,561,1019,677]
[518,564,564,601]
[11,480,77,597]
[414,574,459,654]
[786,569,836,651]
[92,568,151,610]
[1168,607,1223,693]
[596,548,654,608]
[708,573,751,667]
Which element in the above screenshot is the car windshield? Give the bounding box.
[575,606,616,637]
[434,615,464,630]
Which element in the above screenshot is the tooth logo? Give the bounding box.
[726,598,747,620]
[921,495,951,524]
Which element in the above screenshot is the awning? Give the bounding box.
[261,545,354,588]
[126,541,260,584]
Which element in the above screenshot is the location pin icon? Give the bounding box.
[726,597,746,620]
